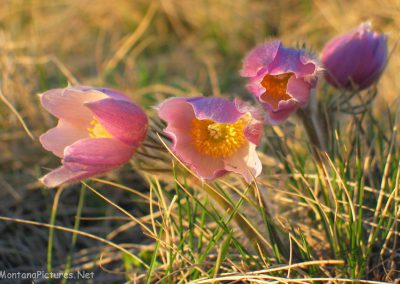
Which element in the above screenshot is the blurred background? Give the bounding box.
[0,0,399,279]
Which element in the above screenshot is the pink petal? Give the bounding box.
[247,74,267,98]
[40,166,93,188]
[40,87,109,125]
[174,140,226,180]
[85,98,148,146]
[240,40,281,77]
[224,143,262,183]
[244,120,263,146]
[234,99,264,145]
[157,97,195,145]
[286,77,312,105]
[39,119,88,158]
[78,86,131,101]
[63,138,135,173]
[265,99,300,125]
[40,138,134,188]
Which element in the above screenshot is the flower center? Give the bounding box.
[190,117,247,158]
[88,118,112,138]
[260,73,293,110]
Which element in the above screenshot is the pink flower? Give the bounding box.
[39,86,148,187]
[241,40,320,124]
[321,22,387,90]
[158,97,262,182]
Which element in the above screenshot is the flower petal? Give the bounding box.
[40,166,92,188]
[352,33,387,89]
[234,99,264,145]
[40,87,109,124]
[240,40,281,77]
[265,99,300,125]
[286,76,312,104]
[174,141,226,180]
[224,143,262,183]
[157,97,195,144]
[39,119,88,158]
[187,97,244,123]
[322,34,362,88]
[63,138,135,173]
[85,98,148,146]
[268,47,317,77]
[76,86,131,101]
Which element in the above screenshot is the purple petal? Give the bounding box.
[321,22,387,90]
[240,40,281,77]
[352,33,387,89]
[268,47,317,77]
[186,97,244,123]
[322,33,363,88]
[85,98,148,146]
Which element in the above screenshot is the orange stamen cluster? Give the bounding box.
[260,73,293,109]
[190,117,247,158]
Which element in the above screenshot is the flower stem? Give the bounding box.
[297,107,326,162]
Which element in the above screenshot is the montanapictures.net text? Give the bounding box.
[0,270,94,280]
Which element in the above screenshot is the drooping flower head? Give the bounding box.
[241,40,320,124]
[39,86,148,187]
[321,22,387,90]
[158,97,262,182]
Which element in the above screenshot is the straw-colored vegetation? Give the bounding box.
[0,0,399,283]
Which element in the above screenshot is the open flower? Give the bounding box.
[241,40,320,124]
[321,22,387,90]
[39,86,148,187]
[158,97,262,182]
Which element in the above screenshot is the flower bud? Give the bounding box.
[321,22,387,90]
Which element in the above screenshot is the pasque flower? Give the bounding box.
[39,86,148,187]
[321,22,387,90]
[241,40,320,124]
[158,97,262,182]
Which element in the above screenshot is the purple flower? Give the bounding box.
[241,40,320,124]
[157,97,263,182]
[39,86,148,187]
[321,22,388,90]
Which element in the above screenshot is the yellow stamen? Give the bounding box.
[260,73,293,110]
[87,118,113,138]
[190,117,247,158]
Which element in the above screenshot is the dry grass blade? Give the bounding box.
[0,88,34,140]
[0,215,147,269]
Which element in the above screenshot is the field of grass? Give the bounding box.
[0,0,399,283]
